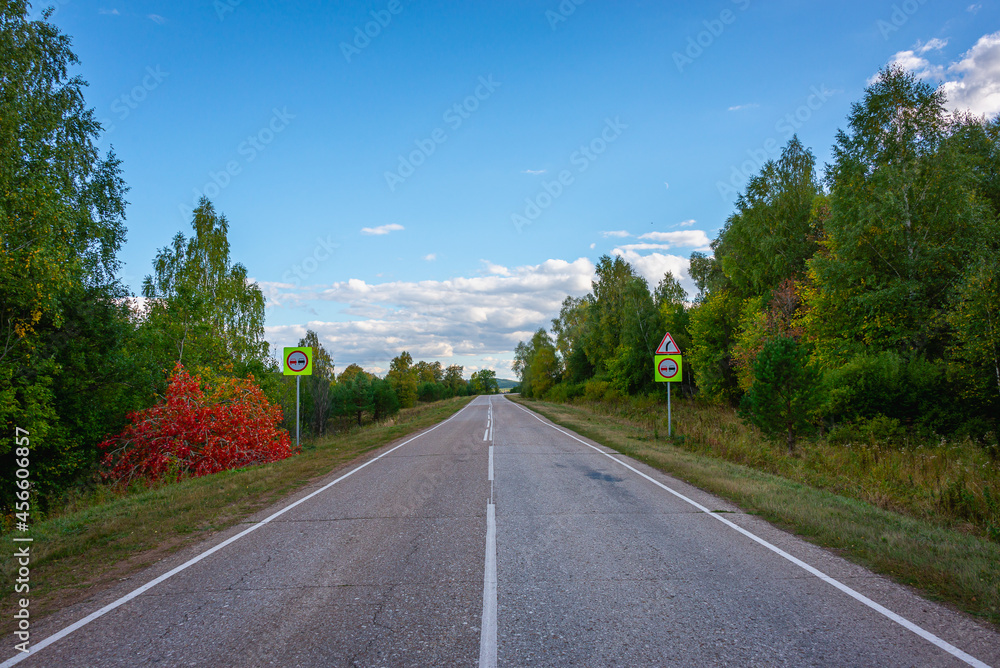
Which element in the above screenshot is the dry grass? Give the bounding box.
[0,397,473,635]
[511,395,1000,628]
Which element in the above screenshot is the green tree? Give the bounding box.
[334,373,374,426]
[713,137,821,300]
[140,199,271,379]
[688,288,742,404]
[808,64,989,359]
[387,350,418,407]
[738,336,822,452]
[551,296,590,382]
[443,364,467,396]
[372,378,400,421]
[297,330,335,436]
[470,369,499,395]
[1,2,132,503]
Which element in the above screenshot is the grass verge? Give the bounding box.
[0,396,473,636]
[509,395,1000,629]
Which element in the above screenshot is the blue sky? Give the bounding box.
[42,0,1000,377]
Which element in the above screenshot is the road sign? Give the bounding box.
[283,347,313,376]
[655,332,681,355]
[654,354,682,382]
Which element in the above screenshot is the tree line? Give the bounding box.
[516,64,999,451]
[0,4,497,513]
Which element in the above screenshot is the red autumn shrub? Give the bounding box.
[100,363,294,485]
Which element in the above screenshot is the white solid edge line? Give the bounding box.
[488,445,494,482]
[505,399,991,668]
[0,400,477,668]
[478,503,498,668]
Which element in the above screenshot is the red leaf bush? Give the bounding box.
[100,363,294,485]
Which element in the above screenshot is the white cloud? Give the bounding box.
[589,243,596,249]
[677,219,695,227]
[968,4,982,13]
[147,13,166,24]
[262,257,595,370]
[360,223,404,236]
[728,103,759,112]
[522,169,547,175]
[423,253,436,261]
[917,38,948,54]
[480,261,511,276]
[637,230,712,249]
[883,32,1000,118]
[601,230,631,238]
[611,248,692,295]
[942,32,1000,118]
[99,8,120,14]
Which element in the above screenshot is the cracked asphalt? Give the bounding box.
[5,396,1000,667]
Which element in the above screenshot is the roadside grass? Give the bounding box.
[0,396,473,636]
[509,395,1000,628]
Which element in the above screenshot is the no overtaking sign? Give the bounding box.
[284,347,313,376]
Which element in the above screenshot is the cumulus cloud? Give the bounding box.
[611,248,692,294]
[361,223,404,236]
[941,32,1000,118]
[677,219,696,227]
[262,257,595,371]
[601,230,631,238]
[423,253,436,261]
[883,32,1000,118]
[638,230,712,249]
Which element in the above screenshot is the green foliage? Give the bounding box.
[688,288,741,404]
[372,378,400,421]
[470,368,500,395]
[0,2,132,507]
[139,199,271,381]
[714,137,821,300]
[387,351,418,408]
[809,64,990,358]
[739,336,822,451]
[513,329,560,398]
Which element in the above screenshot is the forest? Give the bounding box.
[515,64,999,453]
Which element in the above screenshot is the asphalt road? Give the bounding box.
[4,395,999,667]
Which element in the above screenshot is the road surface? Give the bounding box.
[4,395,999,666]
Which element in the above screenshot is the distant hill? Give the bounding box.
[496,378,519,390]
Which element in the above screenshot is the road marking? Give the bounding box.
[479,502,498,668]
[0,400,477,668]
[488,445,494,481]
[506,399,991,668]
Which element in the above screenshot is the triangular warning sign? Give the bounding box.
[655,332,681,355]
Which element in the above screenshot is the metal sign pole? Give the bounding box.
[296,374,301,449]
[668,382,672,438]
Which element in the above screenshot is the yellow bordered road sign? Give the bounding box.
[283,347,313,375]
[654,354,682,382]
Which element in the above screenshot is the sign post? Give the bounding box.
[654,332,683,438]
[283,347,313,449]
